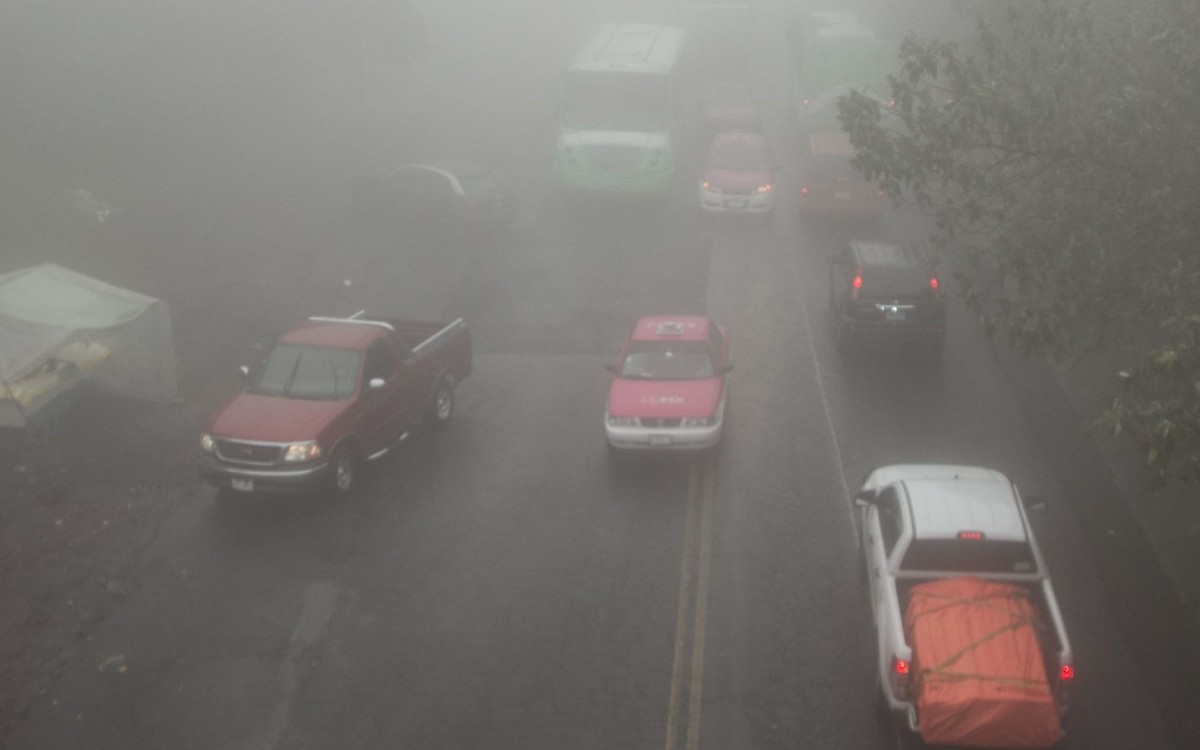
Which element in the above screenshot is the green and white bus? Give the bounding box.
[787,16,897,132]
[554,24,685,195]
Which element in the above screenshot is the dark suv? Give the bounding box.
[827,241,946,353]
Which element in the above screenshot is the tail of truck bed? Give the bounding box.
[904,576,1063,748]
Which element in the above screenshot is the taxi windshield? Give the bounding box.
[709,140,768,171]
[620,340,715,380]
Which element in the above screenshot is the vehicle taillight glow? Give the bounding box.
[1060,664,1074,681]
[894,658,910,675]
[850,274,863,301]
[930,277,939,291]
[800,185,809,195]
[958,530,984,540]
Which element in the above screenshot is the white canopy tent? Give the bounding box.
[0,264,178,427]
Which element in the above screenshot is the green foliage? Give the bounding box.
[838,0,1200,486]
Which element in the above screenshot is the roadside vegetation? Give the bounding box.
[839,0,1200,489]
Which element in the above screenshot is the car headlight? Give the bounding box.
[680,416,714,427]
[755,184,772,194]
[200,433,215,453]
[283,441,322,462]
[607,415,639,427]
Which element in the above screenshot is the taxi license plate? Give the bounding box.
[835,191,851,200]
[649,435,673,446]
[231,478,254,492]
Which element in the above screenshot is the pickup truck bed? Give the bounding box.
[904,576,1062,747]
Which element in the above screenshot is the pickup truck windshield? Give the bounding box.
[621,341,715,380]
[902,539,1038,575]
[251,343,360,400]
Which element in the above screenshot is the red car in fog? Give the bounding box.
[797,131,885,215]
[604,316,731,452]
[199,313,471,499]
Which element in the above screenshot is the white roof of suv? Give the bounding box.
[872,464,1029,543]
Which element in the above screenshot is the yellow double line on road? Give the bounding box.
[664,461,716,750]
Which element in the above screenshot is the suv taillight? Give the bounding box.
[850,274,863,301]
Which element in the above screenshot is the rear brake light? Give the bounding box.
[890,656,913,700]
[1060,664,1074,681]
[958,530,984,540]
[800,186,809,195]
[850,274,863,302]
[930,277,940,291]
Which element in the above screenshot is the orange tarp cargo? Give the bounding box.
[905,576,1062,748]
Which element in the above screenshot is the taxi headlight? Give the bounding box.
[200,433,216,453]
[283,441,322,462]
[755,184,772,194]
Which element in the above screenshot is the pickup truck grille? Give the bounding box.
[641,418,682,429]
[215,439,282,465]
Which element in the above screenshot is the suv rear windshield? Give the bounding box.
[901,539,1038,574]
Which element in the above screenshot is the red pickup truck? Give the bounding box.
[198,312,471,499]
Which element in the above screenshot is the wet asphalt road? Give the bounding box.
[6,1,1181,748]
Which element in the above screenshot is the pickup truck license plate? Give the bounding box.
[835,191,851,200]
[649,435,673,446]
[231,478,254,492]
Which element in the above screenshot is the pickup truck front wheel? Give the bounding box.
[327,446,359,499]
[427,376,455,428]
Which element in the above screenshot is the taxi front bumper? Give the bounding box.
[605,419,724,451]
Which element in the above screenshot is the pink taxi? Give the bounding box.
[605,316,732,451]
[698,132,776,215]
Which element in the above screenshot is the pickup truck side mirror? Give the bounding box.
[367,377,386,391]
[604,364,618,374]
[853,488,877,507]
[1022,495,1049,513]
[238,365,250,379]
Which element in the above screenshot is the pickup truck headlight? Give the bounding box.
[607,415,639,427]
[680,416,714,427]
[283,441,322,462]
[200,433,216,453]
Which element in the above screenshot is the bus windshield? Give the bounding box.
[561,72,673,132]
